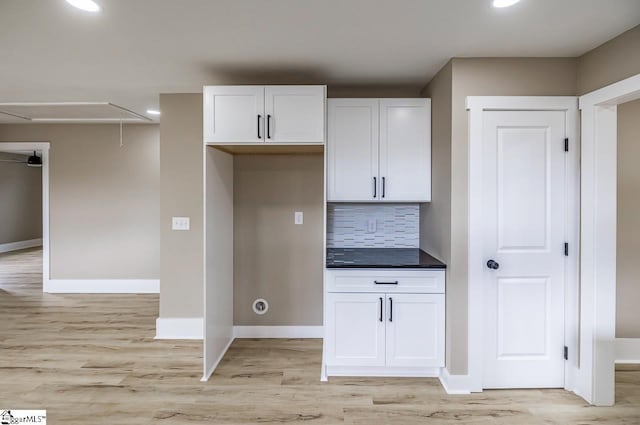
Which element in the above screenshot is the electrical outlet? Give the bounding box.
[367,218,377,233]
[294,211,304,225]
[172,216,190,230]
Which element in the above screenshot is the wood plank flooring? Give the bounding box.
[1,248,638,424]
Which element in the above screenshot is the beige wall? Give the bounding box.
[617,99,640,339]
[419,60,455,369]
[0,152,42,245]
[234,154,324,326]
[439,58,578,374]
[578,25,640,95]
[159,94,204,318]
[0,124,159,279]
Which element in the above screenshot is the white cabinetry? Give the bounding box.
[324,269,445,377]
[327,98,431,202]
[204,85,326,144]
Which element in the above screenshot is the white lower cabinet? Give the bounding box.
[324,270,445,377]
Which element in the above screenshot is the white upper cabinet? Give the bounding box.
[264,86,326,144]
[379,99,431,202]
[203,86,264,143]
[203,85,326,144]
[327,99,379,201]
[327,98,431,202]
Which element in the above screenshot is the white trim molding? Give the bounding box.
[578,72,640,406]
[0,238,43,254]
[326,366,440,378]
[201,337,234,381]
[156,317,203,340]
[439,368,471,395]
[616,339,640,364]
[44,279,159,294]
[466,96,580,396]
[233,326,323,339]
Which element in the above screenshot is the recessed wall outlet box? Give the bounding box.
[367,218,377,233]
[172,216,190,230]
[294,211,303,225]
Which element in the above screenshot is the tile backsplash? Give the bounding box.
[327,203,419,248]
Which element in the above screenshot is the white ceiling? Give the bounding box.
[1,0,639,123]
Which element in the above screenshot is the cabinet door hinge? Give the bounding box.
[564,138,569,152]
[564,243,569,257]
[564,346,569,360]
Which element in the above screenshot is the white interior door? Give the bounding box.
[482,110,566,389]
[379,99,431,202]
[203,86,264,143]
[325,292,385,366]
[327,99,379,201]
[264,86,325,143]
[385,294,445,367]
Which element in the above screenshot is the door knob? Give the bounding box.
[487,259,500,270]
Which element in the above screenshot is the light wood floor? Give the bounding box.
[1,248,638,424]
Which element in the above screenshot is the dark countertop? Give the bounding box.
[326,248,446,269]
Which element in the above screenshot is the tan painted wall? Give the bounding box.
[578,25,640,95]
[419,60,454,369]
[446,58,578,374]
[0,152,42,245]
[617,99,640,339]
[234,154,324,326]
[159,94,204,318]
[0,124,159,279]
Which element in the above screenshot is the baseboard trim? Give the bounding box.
[233,325,323,338]
[0,238,42,254]
[326,366,441,378]
[616,338,640,364]
[438,368,471,395]
[201,337,235,381]
[44,279,159,294]
[155,318,203,340]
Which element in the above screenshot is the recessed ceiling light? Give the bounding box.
[66,0,101,12]
[146,109,161,116]
[492,0,520,8]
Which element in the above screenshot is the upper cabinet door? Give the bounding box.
[379,99,431,202]
[264,86,326,144]
[327,99,379,201]
[203,86,265,143]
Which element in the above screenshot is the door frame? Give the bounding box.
[577,73,640,406]
[0,142,51,290]
[466,97,580,396]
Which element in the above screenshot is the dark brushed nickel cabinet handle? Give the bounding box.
[373,177,377,198]
[389,297,393,322]
[382,177,386,198]
[374,280,398,285]
[379,297,383,322]
[267,114,272,139]
[257,115,262,139]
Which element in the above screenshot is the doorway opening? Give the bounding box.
[0,142,50,292]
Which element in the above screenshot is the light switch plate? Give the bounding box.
[367,218,377,233]
[172,216,190,231]
[294,211,303,225]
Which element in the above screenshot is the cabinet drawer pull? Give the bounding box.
[389,297,393,322]
[379,297,383,322]
[374,280,398,285]
[373,177,377,198]
[257,115,262,139]
[267,114,272,139]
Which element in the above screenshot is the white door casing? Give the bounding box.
[327,99,379,201]
[482,110,567,389]
[379,99,431,202]
[264,86,325,144]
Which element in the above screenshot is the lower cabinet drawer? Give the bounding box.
[325,269,445,294]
